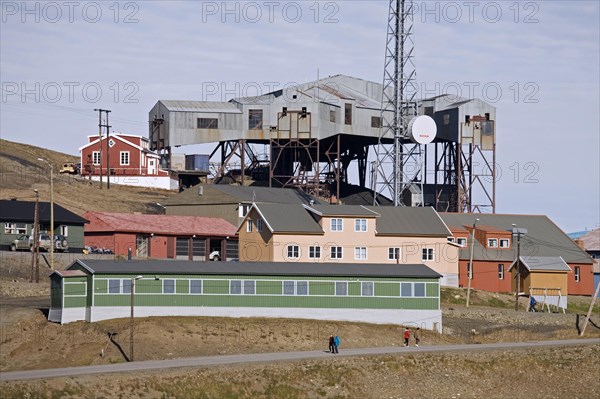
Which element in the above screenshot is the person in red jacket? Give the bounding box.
[403,327,411,347]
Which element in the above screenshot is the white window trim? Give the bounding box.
[331,218,343,232]
[246,220,253,233]
[457,237,467,246]
[388,247,400,261]
[574,267,580,282]
[287,244,300,259]
[488,238,498,248]
[120,151,130,166]
[354,219,367,232]
[499,238,510,248]
[498,264,505,280]
[189,279,203,294]
[330,246,343,259]
[335,281,348,296]
[92,151,100,165]
[354,246,367,260]
[309,246,321,259]
[162,279,175,294]
[422,248,435,262]
[361,281,374,297]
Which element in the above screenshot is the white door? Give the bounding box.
[148,159,156,175]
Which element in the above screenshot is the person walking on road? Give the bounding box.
[328,335,335,353]
[414,327,421,347]
[403,327,410,347]
[333,335,340,353]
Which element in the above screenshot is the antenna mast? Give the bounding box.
[373,0,422,206]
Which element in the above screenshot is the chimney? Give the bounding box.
[330,194,337,205]
[574,238,586,250]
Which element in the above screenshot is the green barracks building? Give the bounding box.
[50,259,443,332]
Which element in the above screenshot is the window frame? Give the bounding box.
[335,281,348,296]
[330,218,343,232]
[189,279,203,294]
[309,245,321,259]
[574,266,580,282]
[248,109,263,130]
[457,237,467,246]
[287,244,300,259]
[162,279,175,294]
[487,238,498,248]
[344,103,352,125]
[92,151,100,165]
[371,116,381,128]
[388,247,400,261]
[197,117,218,129]
[246,219,253,233]
[498,264,504,280]
[361,281,374,297]
[120,151,130,166]
[354,246,367,260]
[354,219,367,232]
[422,248,435,261]
[256,218,263,232]
[330,246,343,259]
[499,238,510,248]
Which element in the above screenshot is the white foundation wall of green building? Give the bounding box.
[49,260,443,333]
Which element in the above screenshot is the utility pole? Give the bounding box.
[30,190,40,283]
[38,158,54,270]
[512,224,527,311]
[465,218,479,307]
[94,109,111,189]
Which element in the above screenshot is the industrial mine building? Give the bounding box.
[149,74,496,213]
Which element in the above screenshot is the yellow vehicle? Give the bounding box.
[59,162,79,175]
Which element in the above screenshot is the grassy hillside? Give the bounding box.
[0,139,170,215]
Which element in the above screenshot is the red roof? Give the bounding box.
[83,211,236,237]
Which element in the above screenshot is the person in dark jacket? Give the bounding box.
[328,335,335,353]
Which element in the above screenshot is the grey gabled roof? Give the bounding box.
[508,256,571,272]
[306,204,380,217]
[251,203,323,234]
[0,200,88,225]
[364,206,451,237]
[163,185,323,206]
[67,259,442,279]
[439,213,594,264]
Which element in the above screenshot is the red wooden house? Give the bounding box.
[79,134,175,189]
[440,213,595,296]
[83,211,238,261]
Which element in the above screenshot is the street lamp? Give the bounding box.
[466,218,479,307]
[512,224,527,311]
[37,158,54,270]
[130,275,143,362]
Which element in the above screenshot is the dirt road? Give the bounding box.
[2,338,598,382]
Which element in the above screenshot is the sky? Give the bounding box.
[1,0,599,233]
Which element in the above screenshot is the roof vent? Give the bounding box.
[198,186,204,196]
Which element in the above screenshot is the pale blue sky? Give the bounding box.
[1,1,599,232]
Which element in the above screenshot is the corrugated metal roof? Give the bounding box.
[253,203,322,234]
[51,270,87,278]
[83,211,236,236]
[68,259,442,279]
[510,256,572,272]
[439,213,594,264]
[159,100,242,113]
[364,206,451,236]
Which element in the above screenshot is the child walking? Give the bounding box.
[414,327,421,347]
[403,327,410,347]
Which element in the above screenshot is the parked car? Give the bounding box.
[10,233,68,252]
[53,235,69,252]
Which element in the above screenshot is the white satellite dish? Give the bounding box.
[408,115,437,144]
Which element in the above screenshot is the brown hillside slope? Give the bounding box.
[0,139,170,215]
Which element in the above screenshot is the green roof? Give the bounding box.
[251,203,323,234]
[364,206,451,236]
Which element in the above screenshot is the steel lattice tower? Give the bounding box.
[373,0,422,206]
